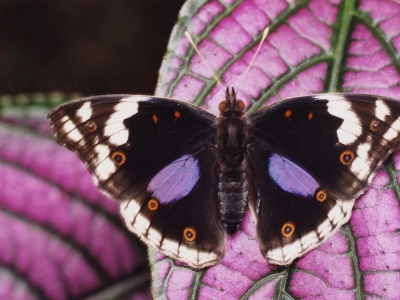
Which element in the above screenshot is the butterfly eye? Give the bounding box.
[147,198,159,211]
[281,221,295,238]
[218,101,227,111]
[340,150,355,165]
[236,100,245,110]
[315,189,327,202]
[183,227,196,242]
[88,121,97,132]
[111,151,126,166]
[369,119,380,132]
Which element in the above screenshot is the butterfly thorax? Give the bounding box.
[216,88,249,235]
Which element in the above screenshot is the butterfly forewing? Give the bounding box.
[247,94,400,265]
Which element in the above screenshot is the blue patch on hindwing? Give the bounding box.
[148,155,200,203]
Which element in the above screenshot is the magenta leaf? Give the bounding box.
[0,94,150,299]
[153,0,400,298]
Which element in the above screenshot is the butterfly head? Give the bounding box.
[218,87,245,117]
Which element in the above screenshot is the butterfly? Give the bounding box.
[47,89,400,269]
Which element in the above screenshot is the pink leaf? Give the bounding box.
[152,0,400,298]
[0,105,150,299]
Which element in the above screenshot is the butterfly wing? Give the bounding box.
[247,94,400,265]
[48,95,226,269]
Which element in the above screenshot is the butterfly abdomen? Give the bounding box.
[216,121,248,234]
[218,166,248,235]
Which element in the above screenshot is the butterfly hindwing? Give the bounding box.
[120,148,226,268]
[247,150,354,265]
[247,94,400,265]
[48,95,226,269]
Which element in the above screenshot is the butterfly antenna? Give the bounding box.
[236,27,269,95]
[185,31,225,90]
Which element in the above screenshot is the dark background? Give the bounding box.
[0,0,185,96]
[0,1,185,297]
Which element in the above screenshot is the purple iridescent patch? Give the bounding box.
[268,154,319,197]
[148,155,200,203]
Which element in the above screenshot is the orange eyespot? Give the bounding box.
[147,198,159,211]
[111,151,126,166]
[218,101,227,111]
[281,221,295,238]
[152,114,158,124]
[183,227,196,242]
[174,111,181,119]
[285,109,292,119]
[369,119,379,132]
[308,112,314,120]
[88,121,97,132]
[315,189,327,202]
[340,150,355,166]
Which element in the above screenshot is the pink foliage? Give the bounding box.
[152,0,400,298]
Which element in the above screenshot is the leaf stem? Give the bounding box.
[246,53,331,114]
[384,158,400,204]
[353,10,400,74]
[189,270,205,299]
[328,0,356,92]
[239,269,288,300]
[342,224,363,300]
